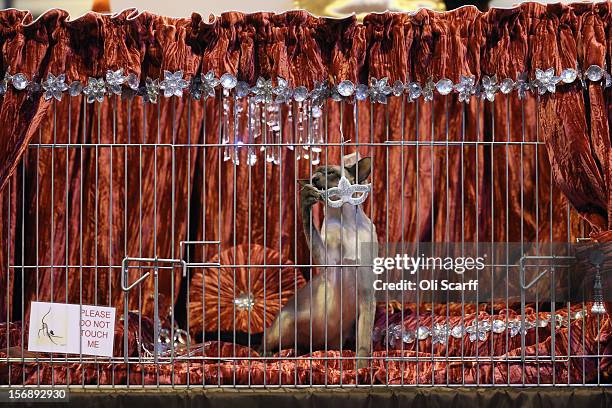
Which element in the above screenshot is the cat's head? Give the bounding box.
[301,157,372,190]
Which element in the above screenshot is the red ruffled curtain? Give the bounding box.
[0,3,609,322]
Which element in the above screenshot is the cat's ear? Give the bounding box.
[345,157,371,183]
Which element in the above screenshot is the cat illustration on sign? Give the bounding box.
[37,308,66,346]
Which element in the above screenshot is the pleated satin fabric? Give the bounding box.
[0,3,609,323]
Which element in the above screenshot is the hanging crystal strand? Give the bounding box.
[286,103,294,151]
[272,104,282,165]
[293,86,308,161]
[246,96,258,166]
[311,102,323,165]
[303,100,312,160]
[263,103,275,162]
[301,101,311,160]
[310,102,324,164]
[232,92,241,165]
[295,100,304,160]
[222,87,232,161]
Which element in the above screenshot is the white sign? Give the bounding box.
[28,301,116,357]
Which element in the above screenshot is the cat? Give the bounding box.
[263,156,378,368]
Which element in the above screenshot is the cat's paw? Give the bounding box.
[300,183,322,207]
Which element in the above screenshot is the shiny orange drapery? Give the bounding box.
[0,3,609,322]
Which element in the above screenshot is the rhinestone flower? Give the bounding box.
[0,70,11,95]
[455,75,476,102]
[220,73,237,90]
[406,82,422,101]
[144,77,160,104]
[432,323,450,345]
[534,68,560,95]
[199,70,220,99]
[82,77,106,103]
[41,73,68,101]
[515,73,533,100]
[368,77,392,104]
[12,73,28,90]
[435,78,453,95]
[605,72,612,88]
[251,77,274,104]
[388,324,403,347]
[159,70,188,98]
[273,77,293,103]
[507,319,522,337]
[309,80,330,106]
[105,69,126,95]
[481,75,498,102]
[466,320,490,342]
[422,80,435,102]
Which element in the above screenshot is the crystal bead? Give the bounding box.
[435,78,453,95]
[508,320,521,337]
[355,84,369,101]
[236,81,250,97]
[523,320,536,330]
[220,73,237,89]
[585,65,604,82]
[499,78,514,94]
[246,149,257,166]
[233,292,254,310]
[407,82,422,100]
[538,316,549,328]
[311,105,322,118]
[450,325,464,339]
[127,73,139,90]
[416,326,430,340]
[293,86,308,102]
[573,310,585,320]
[392,80,404,96]
[402,329,415,343]
[337,80,355,97]
[12,73,28,90]
[492,319,506,334]
[560,68,577,84]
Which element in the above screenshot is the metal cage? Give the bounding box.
[0,88,610,388]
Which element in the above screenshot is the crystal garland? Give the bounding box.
[3,66,611,167]
[376,310,588,347]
